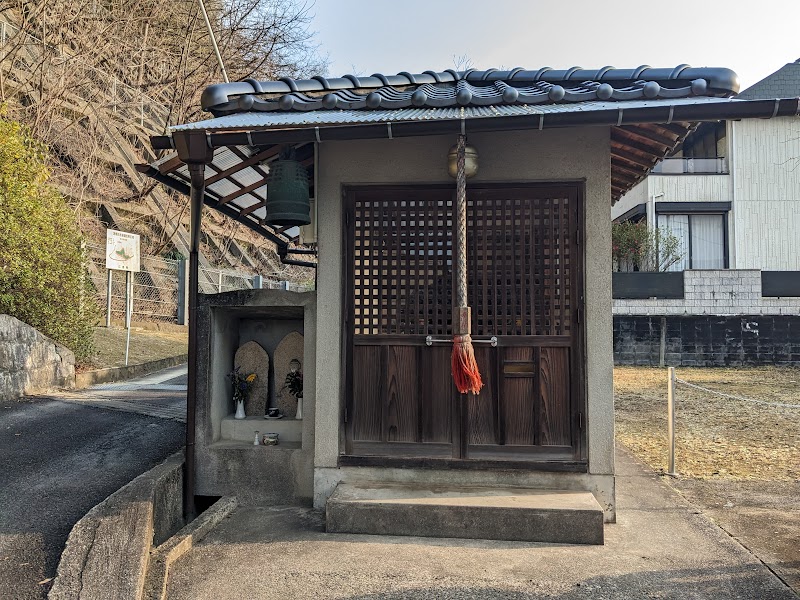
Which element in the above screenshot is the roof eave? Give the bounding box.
[151,97,800,151]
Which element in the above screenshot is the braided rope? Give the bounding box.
[676,378,800,409]
[454,134,468,311]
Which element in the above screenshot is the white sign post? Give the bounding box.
[105,230,141,366]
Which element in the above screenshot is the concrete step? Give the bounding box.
[326,483,604,545]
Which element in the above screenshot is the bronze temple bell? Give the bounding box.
[264,148,311,227]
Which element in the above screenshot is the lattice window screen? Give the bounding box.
[353,197,452,336]
[468,194,573,337]
[352,191,573,337]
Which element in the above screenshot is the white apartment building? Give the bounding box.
[612,60,800,271]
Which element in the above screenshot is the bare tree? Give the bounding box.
[0,0,325,275]
[452,53,475,72]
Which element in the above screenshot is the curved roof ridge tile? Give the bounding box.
[199,65,741,115]
[279,77,299,93]
[398,71,418,85]
[595,66,615,80]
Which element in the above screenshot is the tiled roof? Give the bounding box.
[737,60,800,101]
[172,97,738,132]
[201,66,740,117]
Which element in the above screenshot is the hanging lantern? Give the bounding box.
[447,143,478,179]
[264,149,311,227]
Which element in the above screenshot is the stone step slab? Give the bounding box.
[326,482,604,545]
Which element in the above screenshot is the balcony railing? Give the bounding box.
[651,157,728,175]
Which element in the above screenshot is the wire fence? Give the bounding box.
[86,243,312,324]
[87,244,181,323]
[199,266,256,295]
[657,367,800,480]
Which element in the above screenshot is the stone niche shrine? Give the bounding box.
[274,331,304,418]
[233,340,269,417]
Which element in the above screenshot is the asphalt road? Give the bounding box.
[0,367,186,600]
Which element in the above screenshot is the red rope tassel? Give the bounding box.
[451,334,483,395]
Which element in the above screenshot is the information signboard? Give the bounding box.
[105,229,141,272]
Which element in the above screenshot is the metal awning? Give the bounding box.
[136,143,313,245]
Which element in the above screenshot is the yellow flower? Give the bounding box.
[246,373,256,383]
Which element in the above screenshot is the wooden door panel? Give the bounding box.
[345,184,583,462]
[539,347,571,446]
[467,347,497,445]
[385,345,419,442]
[501,347,536,445]
[352,346,382,441]
[420,346,453,443]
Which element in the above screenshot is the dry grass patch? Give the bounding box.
[85,326,188,369]
[614,366,800,481]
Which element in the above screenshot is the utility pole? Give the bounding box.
[197,0,230,83]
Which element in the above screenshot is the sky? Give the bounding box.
[309,0,800,91]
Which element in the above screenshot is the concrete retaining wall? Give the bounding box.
[614,315,800,367]
[49,452,184,600]
[75,354,188,389]
[0,314,74,401]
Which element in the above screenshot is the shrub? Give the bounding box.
[0,111,96,361]
[612,221,684,272]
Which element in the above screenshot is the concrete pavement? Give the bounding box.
[165,448,798,599]
[0,366,186,599]
[56,364,188,421]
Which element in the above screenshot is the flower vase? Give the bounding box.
[234,399,246,420]
[295,394,303,420]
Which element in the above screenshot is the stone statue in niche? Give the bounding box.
[274,331,303,419]
[233,341,269,416]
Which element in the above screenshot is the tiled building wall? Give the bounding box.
[611,174,730,219]
[732,117,800,270]
[613,270,800,316]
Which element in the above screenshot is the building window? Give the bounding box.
[658,213,727,270]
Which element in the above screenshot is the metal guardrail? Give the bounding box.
[761,271,800,297]
[651,157,729,175]
[612,272,685,299]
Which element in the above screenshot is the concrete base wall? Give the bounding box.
[0,314,74,400]
[75,354,188,389]
[314,466,616,523]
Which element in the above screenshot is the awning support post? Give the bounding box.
[173,131,214,523]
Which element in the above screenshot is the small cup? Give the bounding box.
[267,408,281,418]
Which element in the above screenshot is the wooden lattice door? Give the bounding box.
[344,184,584,464]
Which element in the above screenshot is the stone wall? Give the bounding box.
[614,315,800,367]
[0,314,75,400]
[613,270,800,316]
